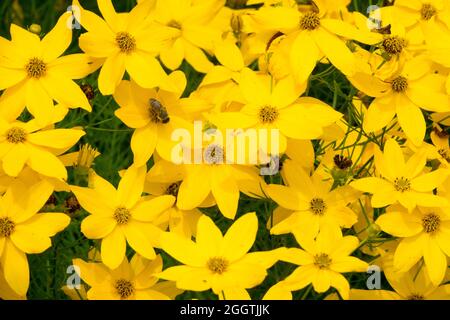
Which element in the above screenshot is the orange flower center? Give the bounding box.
[0,217,15,238]
[113,207,131,225]
[393,176,411,192]
[310,198,327,215]
[299,12,320,30]
[25,57,47,78]
[382,36,407,55]
[421,4,436,20]
[114,279,135,299]
[259,106,279,124]
[314,253,332,269]
[207,257,229,274]
[408,293,425,300]
[115,32,136,54]
[167,20,182,29]
[422,213,440,233]
[391,76,408,93]
[6,127,27,143]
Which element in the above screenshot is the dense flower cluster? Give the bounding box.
[0,0,450,300]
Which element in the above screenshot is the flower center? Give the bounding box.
[165,182,181,197]
[393,176,411,192]
[408,293,425,300]
[207,257,229,274]
[25,57,47,78]
[314,253,332,269]
[149,98,170,124]
[0,217,15,238]
[382,36,407,55]
[113,207,131,225]
[310,198,327,215]
[422,213,440,233]
[5,127,27,143]
[391,76,408,93]
[115,32,136,54]
[114,279,135,299]
[167,20,182,29]
[204,144,224,165]
[421,4,436,20]
[299,12,320,30]
[259,106,279,124]
[333,154,353,169]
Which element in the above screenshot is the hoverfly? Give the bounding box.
[149,98,170,124]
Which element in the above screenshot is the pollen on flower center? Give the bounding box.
[6,127,27,143]
[114,279,135,299]
[0,217,15,238]
[310,198,327,215]
[149,98,170,124]
[408,293,425,300]
[299,12,320,30]
[165,181,181,197]
[422,213,440,233]
[393,176,411,192]
[204,144,224,165]
[115,32,136,54]
[314,253,332,269]
[259,106,279,124]
[421,4,437,20]
[25,57,47,78]
[113,207,131,225]
[391,76,408,93]
[382,36,407,55]
[207,257,229,274]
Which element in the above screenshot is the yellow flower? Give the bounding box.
[158,212,284,295]
[71,166,175,269]
[376,205,450,285]
[430,126,450,168]
[394,0,450,33]
[351,139,449,211]
[113,71,193,165]
[278,227,368,299]
[0,116,85,179]
[73,0,174,94]
[72,254,182,300]
[208,69,342,153]
[0,181,70,296]
[351,56,450,145]
[266,160,359,239]
[152,0,224,72]
[332,263,450,299]
[145,158,203,239]
[249,5,381,83]
[175,137,266,219]
[0,12,94,124]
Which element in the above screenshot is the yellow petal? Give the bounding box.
[313,28,356,76]
[220,212,257,262]
[41,12,72,62]
[1,240,29,296]
[290,31,319,84]
[117,165,146,208]
[101,227,126,269]
[81,215,116,239]
[98,53,126,95]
